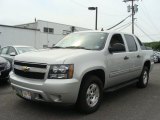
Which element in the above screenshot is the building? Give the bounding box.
[0,20,90,49]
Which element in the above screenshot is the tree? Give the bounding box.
[144,41,160,51]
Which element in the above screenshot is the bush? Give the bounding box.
[144,42,160,51]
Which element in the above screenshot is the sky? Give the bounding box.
[0,0,160,42]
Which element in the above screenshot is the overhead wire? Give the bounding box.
[135,23,155,42]
[140,3,160,33]
[107,14,131,30]
[69,0,87,8]
[114,22,132,31]
[68,0,128,17]
[118,23,132,31]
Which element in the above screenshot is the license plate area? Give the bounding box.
[22,90,31,100]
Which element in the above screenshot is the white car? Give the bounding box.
[0,45,37,64]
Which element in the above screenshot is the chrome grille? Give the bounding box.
[14,61,47,79]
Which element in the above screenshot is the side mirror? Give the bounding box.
[108,43,125,53]
[10,52,16,56]
[52,44,55,47]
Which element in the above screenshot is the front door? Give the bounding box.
[107,34,131,87]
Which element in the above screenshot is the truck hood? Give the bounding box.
[14,49,93,64]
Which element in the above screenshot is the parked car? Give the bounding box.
[0,56,11,82]
[10,31,154,113]
[153,51,160,63]
[0,45,37,64]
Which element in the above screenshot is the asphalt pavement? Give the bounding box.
[0,64,160,120]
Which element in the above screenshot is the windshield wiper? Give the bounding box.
[64,46,92,50]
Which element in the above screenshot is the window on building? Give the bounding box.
[49,28,54,34]
[124,34,137,52]
[44,27,48,33]
[44,27,54,34]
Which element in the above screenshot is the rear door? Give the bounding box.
[107,34,132,87]
[124,34,143,78]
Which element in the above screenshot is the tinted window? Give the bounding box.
[136,36,146,50]
[110,34,126,52]
[1,47,8,55]
[124,34,137,52]
[8,47,16,54]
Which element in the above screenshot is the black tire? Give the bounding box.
[76,75,103,114]
[137,66,149,88]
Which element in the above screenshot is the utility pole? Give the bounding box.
[95,7,98,30]
[123,0,139,34]
[131,0,134,34]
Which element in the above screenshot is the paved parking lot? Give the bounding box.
[0,64,160,120]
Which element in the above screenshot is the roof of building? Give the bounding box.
[0,24,40,31]
[14,20,91,30]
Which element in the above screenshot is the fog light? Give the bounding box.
[50,95,62,102]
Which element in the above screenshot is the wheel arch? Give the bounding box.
[143,60,151,71]
[80,69,105,88]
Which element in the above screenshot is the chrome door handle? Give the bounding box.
[137,55,141,58]
[124,56,129,60]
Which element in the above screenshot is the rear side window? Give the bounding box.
[1,47,8,55]
[124,34,137,52]
[136,36,146,50]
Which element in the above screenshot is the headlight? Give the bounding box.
[48,64,74,79]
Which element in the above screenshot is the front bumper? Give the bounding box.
[10,72,80,104]
[0,69,10,80]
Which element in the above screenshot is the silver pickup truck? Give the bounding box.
[10,31,154,113]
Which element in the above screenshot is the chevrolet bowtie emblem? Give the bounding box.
[22,66,30,72]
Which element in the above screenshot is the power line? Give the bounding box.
[107,14,131,30]
[135,23,155,42]
[118,23,132,31]
[69,0,127,17]
[141,3,160,33]
[115,22,132,31]
[68,0,87,8]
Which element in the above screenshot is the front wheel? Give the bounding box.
[137,66,149,88]
[76,75,103,114]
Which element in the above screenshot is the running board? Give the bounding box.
[105,79,138,92]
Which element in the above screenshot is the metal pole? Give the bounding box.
[132,0,134,34]
[95,7,98,30]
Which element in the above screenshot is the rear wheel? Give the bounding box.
[137,66,149,88]
[76,75,103,114]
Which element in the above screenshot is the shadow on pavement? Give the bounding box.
[13,83,139,117]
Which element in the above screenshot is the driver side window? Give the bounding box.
[109,34,126,53]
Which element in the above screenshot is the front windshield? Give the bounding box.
[16,47,37,54]
[55,32,108,50]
